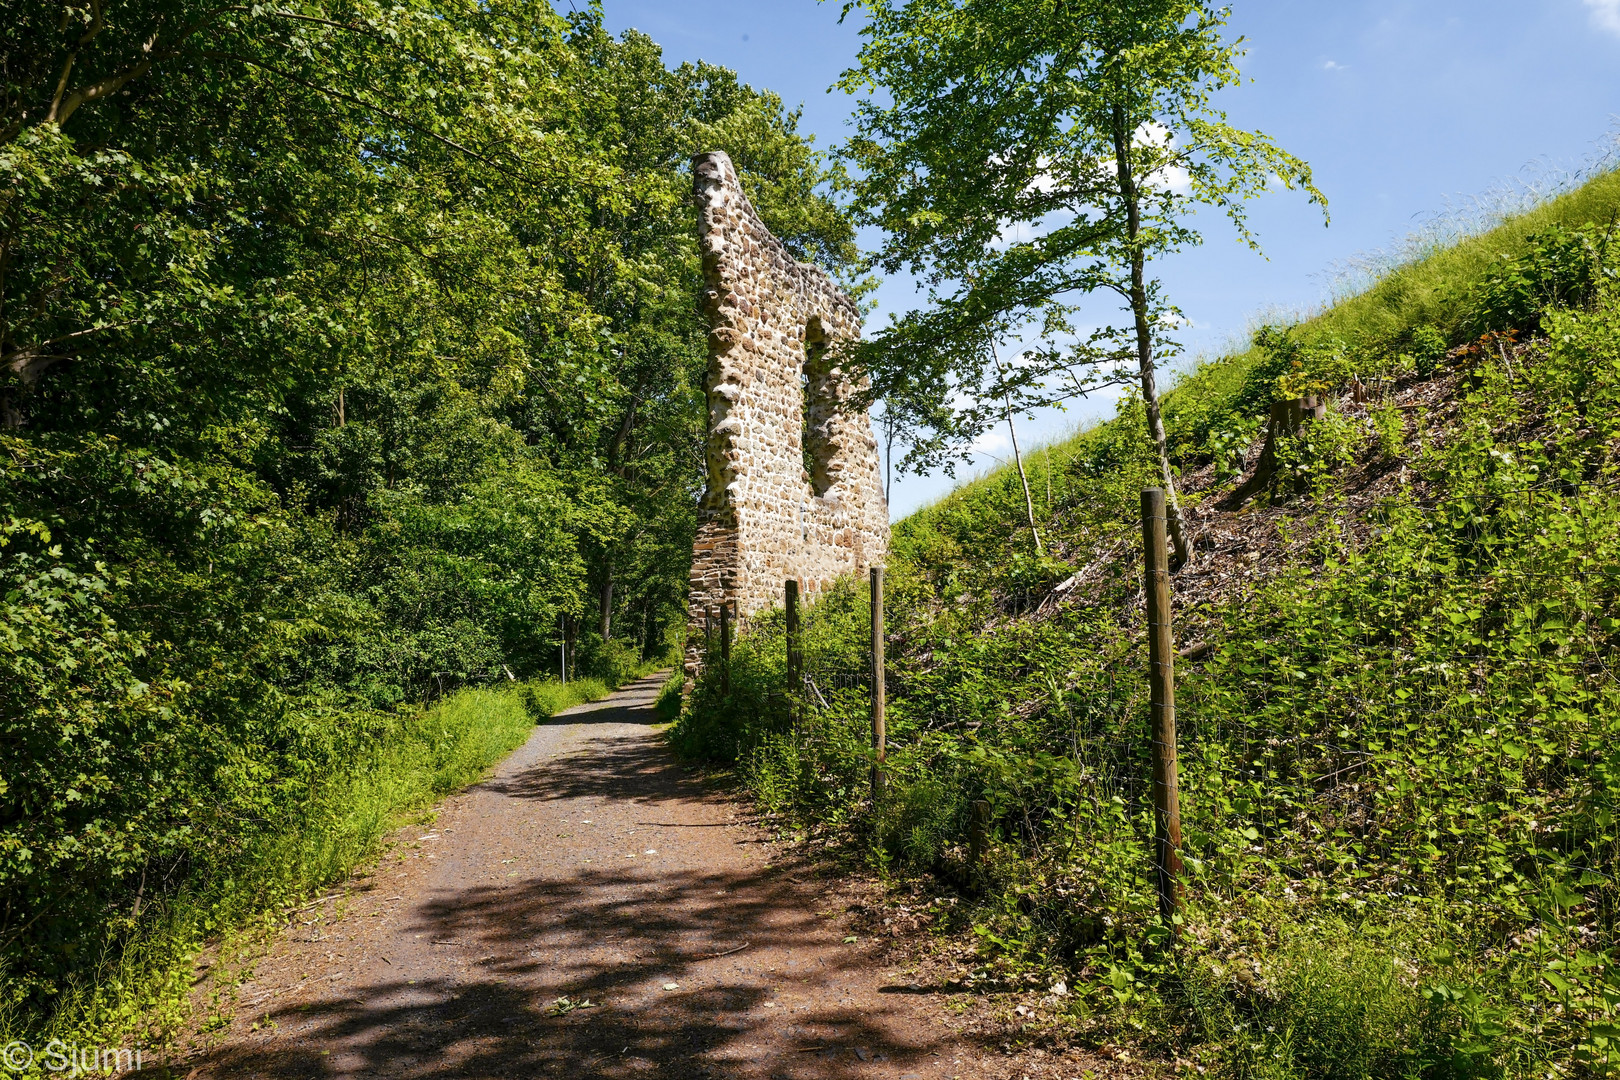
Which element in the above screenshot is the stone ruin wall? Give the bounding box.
[685,151,889,676]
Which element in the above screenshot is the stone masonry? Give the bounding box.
[685,151,889,676]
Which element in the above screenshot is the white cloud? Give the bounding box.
[1588,0,1620,34]
[994,218,1040,248]
[1132,123,1192,194]
[970,426,1011,457]
[1028,155,1061,195]
[986,129,1187,253]
[1322,59,1349,71]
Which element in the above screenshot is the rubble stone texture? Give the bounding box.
[686,151,889,676]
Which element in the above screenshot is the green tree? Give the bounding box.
[836,0,1325,561]
[1,0,865,1035]
[545,15,863,658]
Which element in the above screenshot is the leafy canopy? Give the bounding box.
[0,0,860,1038]
[835,0,1325,474]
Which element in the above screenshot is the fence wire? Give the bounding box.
[685,472,1619,1064]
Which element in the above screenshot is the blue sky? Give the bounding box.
[599,0,1620,518]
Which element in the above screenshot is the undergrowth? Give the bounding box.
[673,169,1620,1077]
[0,676,613,1051]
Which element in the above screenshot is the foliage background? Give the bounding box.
[0,0,855,1043]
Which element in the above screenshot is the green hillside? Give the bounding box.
[678,168,1620,1078]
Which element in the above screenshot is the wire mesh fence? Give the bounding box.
[677,427,1620,1062]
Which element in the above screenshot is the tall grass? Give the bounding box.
[0,676,613,1049]
[525,677,613,719]
[1162,167,1620,451]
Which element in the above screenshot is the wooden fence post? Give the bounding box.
[720,600,732,696]
[1141,488,1184,928]
[785,580,801,728]
[870,566,887,797]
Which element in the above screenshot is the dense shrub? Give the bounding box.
[678,179,1620,1076]
[0,3,842,1046]
[1470,222,1615,336]
[0,679,607,1041]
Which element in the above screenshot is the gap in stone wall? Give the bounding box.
[802,325,837,498]
[684,150,889,679]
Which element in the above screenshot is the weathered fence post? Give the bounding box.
[785,580,801,729]
[720,600,732,696]
[870,566,887,797]
[1141,488,1184,929]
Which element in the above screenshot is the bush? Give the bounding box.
[0,683,542,1043]
[1185,919,1473,1080]
[1404,323,1451,377]
[1470,222,1615,336]
[678,289,1620,1076]
[872,775,964,869]
[523,678,612,719]
[653,670,684,723]
[575,635,651,689]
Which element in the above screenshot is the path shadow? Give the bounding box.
[198,858,939,1079]
[190,674,949,1079]
[488,727,702,807]
[537,673,669,726]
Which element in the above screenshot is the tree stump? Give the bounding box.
[1219,394,1324,509]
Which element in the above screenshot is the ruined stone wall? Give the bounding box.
[685,151,889,674]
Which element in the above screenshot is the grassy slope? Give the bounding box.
[1161,168,1620,445]
[680,168,1620,1078]
[903,166,1620,556]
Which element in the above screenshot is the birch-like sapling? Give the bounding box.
[837,0,1327,563]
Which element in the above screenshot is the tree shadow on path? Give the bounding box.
[193,674,962,1080]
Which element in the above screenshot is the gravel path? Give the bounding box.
[196,673,985,1080]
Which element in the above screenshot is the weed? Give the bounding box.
[677,168,1620,1077]
[1368,402,1407,461]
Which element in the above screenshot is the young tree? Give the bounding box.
[837,0,1325,563]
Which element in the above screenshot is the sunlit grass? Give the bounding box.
[1,677,615,1048]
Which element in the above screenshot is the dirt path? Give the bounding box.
[193,673,1006,1080]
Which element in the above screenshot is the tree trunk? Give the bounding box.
[991,343,1043,554]
[884,410,895,506]
[1006,405,1043,555]
[1113,104,1190,568]
[598,575,614,642]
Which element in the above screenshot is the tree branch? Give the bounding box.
[47,3,243,127]
[4,319,136,382]
[46,0,107,121]
[52,53,153,126]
